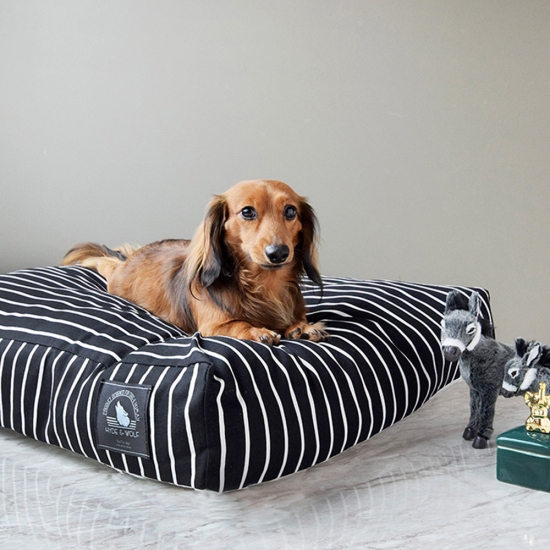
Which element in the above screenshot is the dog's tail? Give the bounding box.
[61,242,137,280]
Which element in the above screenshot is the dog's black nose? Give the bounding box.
[442,346,462,362]
[265,244,290,265]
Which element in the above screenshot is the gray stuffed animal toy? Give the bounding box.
[501,338,550,397]
[441,290,515,449]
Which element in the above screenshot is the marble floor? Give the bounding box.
[1,379,548,550]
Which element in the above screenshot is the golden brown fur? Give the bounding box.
[61,180,328,344]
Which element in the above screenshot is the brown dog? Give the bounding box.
[62,180,328,344]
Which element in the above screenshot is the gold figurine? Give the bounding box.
[524,382,550,434]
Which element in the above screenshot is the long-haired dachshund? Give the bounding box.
[62,179,328,345]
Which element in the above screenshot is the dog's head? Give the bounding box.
[188,179,322,289]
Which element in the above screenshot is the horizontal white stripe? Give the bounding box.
[0,310,138,351]
[0,293,153,345]
[2,270,183,339]
[128,348,205,362]
[0,325,122,361]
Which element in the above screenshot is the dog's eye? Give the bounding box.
[241,207,257,220]
[284,205,297,221]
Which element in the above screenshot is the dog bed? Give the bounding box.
[0,266,492,491]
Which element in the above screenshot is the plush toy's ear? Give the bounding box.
[540,345,550,367]
[445,290,468,314]
[515,337,528,357]
[468,292,481,318]
[526,343,542,367]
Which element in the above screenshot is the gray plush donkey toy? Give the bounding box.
[441,290,515,449]
[501,339,550,398]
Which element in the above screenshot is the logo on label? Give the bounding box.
[96,381,151,459]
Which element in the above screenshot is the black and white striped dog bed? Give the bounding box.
[0,266,492,491]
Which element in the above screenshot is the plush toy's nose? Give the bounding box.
[501,388,518,398]
[265,244,290,265]
[443,346,462,362]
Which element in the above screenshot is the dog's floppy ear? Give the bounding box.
[186,195,228,290]
[297,199,323,286]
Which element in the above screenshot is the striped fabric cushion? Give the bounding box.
[0,266,492,491]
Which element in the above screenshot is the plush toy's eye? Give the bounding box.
[283,205,297,221]
[241,207,258,220]
[510,369,519,378]
[466,324,477,335]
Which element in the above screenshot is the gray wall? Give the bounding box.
[1,1,549,344]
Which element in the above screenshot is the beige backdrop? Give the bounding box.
[1,0,549,344]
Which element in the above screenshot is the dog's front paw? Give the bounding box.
[285,322,329,342]
[249,327,282,345]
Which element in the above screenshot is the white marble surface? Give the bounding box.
[1,380,548,549]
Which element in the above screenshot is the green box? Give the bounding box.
[496,426,550,492]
